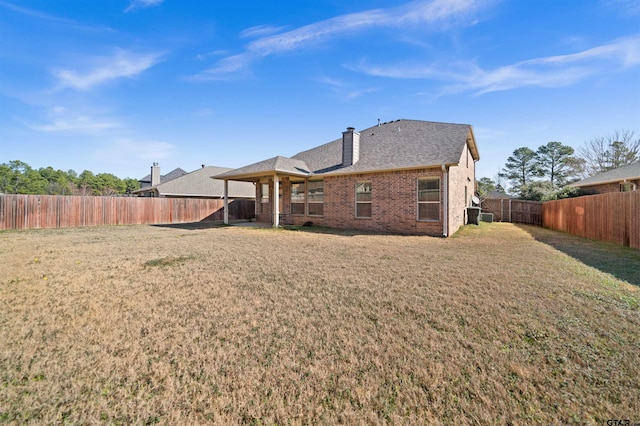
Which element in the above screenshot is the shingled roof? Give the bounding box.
[571,162,640,188]
[138,167,188,185]
[133,166,255,198]
[216,119,478,180]
[214,156,312,180]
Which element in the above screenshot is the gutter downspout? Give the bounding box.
[442,164,448,237]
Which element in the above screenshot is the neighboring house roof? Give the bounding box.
[216,119,479,180]
[571,162,640,188]
[138,167,188,185]
[485,190,512,199]
[133,166,255,198]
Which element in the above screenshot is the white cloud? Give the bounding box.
[195,108,215,117]
[29,106,120,133]
[94,139,174,165]
[0,1,113,32]
[193,0,489,80]
[240,25,287,39]
[196,50,227,61]
[356,34,640,95]
[52,48,163,91]
[601,0,640,16]
[193,55,254,81]
[316,75,378,100]
[124,0,163,13]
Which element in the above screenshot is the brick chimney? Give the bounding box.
[342,127,360,166]
[150,163,160,186]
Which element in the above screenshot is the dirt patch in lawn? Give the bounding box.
[0,223,638,424]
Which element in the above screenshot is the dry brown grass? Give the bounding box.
[1,222,638,425]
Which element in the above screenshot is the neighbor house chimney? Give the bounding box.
[151,163,160,186]
[342,127,360,166]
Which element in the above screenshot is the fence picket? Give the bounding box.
[0,195,255,230]
[542,192,639,249]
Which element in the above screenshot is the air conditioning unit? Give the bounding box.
[480,212,494,223]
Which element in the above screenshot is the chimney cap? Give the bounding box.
[153,162,159,167]
[346,126,355,131]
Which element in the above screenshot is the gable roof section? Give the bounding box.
[295,119,477,175]
[134,166,255,198]
[215,156,312,181]
[571,162,640,188]
[216,119,478,180]
[139,167,188,184]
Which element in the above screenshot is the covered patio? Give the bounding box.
[214,156,312,228]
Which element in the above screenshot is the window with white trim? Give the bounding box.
[417,178,440,221]
[307,180,324,216]
[260,182,270,214]
[290,181,305,215]
[355,181,372,218]
[620,182,637,192]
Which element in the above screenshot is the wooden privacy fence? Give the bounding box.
[543,191,640,249]
[481,199,543,226]
[0,195,255,230]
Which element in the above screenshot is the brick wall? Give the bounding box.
[253,142,477,237]
[273,169,444,235]
[447,142,476,235]
[581,179,640,194]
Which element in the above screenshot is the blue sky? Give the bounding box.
[1,0,639,181]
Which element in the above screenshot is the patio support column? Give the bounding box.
[442,164,448,237]
[223,179,229,225]
[273,175,280,227]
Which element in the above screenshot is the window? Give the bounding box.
[355,181,372,218]
[260,182,270,214]
[417,178,440,221]
[307,180,324,216]
[621,182,637,192]
[290,181,305,215]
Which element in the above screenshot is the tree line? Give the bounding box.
[0,160,141,196]
[478,129,639,201]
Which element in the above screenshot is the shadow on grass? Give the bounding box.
[151,221,227,231]
[279,224,437,238]
[281,225,385,237]
[515,224,640,287]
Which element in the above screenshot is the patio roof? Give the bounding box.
[214,156,312,181]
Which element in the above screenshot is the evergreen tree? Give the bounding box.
[477,177,496,197]
[536,141,582,188]
[0,161,137,195]
[499,147,543,196]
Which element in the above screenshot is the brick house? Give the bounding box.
[570,162,640,195]
[215,119,480,236]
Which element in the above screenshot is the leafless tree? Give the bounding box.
[578,129,639,177]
